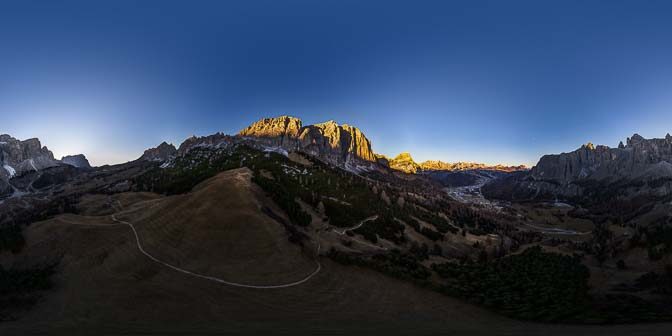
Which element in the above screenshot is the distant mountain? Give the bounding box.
[0,134,92,198]
[388,152,421,173]
[135,116,525,177]
[421,160,528,173]
[61,154,91,169]
[176,133,235,156]
[0,134,60,181]
[483,133,672,204]
[239,116,376,166]
[139,142,177,162]
[387,151,527,174]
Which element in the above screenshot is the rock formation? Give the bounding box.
[389,152,421,173]
[531,134,672,184]
[61,154,92,169]
[238,116,376,165]
[139,142,177,162]
[388,151,527,174]
[421,160,527,172]
[176,133,234,156]
[484,133,672,202]
[0,134,60,180]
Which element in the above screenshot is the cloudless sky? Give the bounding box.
[2,0,672,166]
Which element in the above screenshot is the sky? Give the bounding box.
[2,0,672,167]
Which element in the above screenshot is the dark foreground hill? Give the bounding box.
[2,169,672,335]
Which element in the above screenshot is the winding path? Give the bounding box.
[333,215,378,235]
[58,208,322,289]
[330,215,388,251]
[521,222,591,236]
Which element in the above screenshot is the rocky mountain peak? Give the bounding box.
[389,152,420,173]
[140,142,177,162]
[176,133,233,156]
[239,116,303,141]
[524,132,672,199]
[627,133,645,146]
[61,154,92,169]
[0,134,60,180]
[238,116,376,165]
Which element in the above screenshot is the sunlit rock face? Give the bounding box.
[389,152,421,173]
[0,134,60,180]
[388,151,527,174]
[239,116,303,148]
[420,160,527,172]
[238,116,376,164]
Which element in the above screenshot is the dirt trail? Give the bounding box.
[58,207,323,289]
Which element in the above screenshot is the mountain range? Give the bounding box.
[483,132,672,211]
[5,116,671,206]
[4,116,672,330]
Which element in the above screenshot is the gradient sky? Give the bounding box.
[2,0,672,166]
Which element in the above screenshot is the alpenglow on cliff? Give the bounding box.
[239,116,376,164]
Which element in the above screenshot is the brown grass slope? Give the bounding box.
[2,168,672,335]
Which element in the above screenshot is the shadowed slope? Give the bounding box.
[3,169,672,335]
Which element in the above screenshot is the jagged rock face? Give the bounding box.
[177,133,234,156]
[140,142,177,162]
[239,116,302,148]
[486,133,672,202]
[0,134,60,180]
[61,154,92,169]
[389,152,421,173]
[388,152,527,174]
[420,160,527,172]
[531,134,672,184]
[238,116,376,164]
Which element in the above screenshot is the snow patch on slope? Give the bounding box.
[262,146,289,157]
[29,159,38,172]
[3,165,16,178]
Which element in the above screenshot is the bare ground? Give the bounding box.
[2,169,671,335]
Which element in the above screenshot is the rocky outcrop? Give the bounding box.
[421,160,527,172]
[387,151,527,174]
[139,142,177,162]
[61,154,92,169]
[176,133,234,156]
[485,133,672,202]
[531,134,672,184]
[0,134,60,180]
[239,116,303,148]
[238,116,376,165]
[389,152,421,173]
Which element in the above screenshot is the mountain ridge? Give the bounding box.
[483,132,672,204]
[386,151,528,174]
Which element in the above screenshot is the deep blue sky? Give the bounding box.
[2,0,672,166]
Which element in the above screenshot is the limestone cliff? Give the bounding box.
[140,142,177,162]
[238,116,376,164]
[389,152,421,173]
[0,134,60,180]
[61,154,92,169]
[484,133,672,202]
